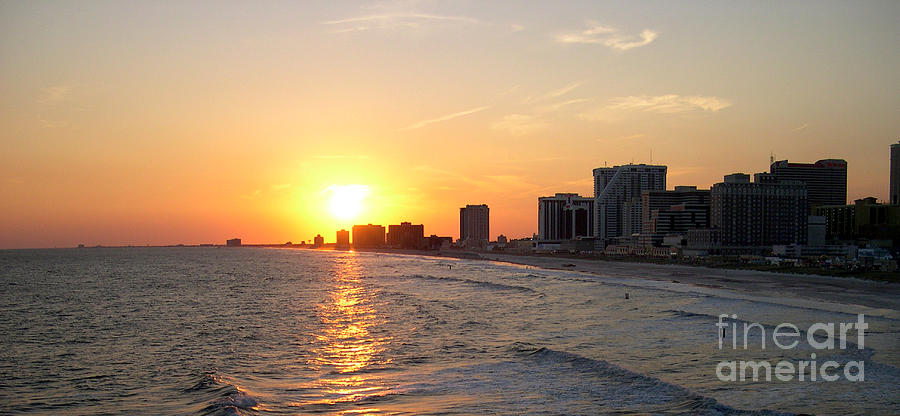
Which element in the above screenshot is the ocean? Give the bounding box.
[1,247,897,415]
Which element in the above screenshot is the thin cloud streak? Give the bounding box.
[37,85,74,105]
[607,94,732,113]
[313,155,370,160]
[596,133,647,142]
[579,94,731,121]
[524,82,581,104]
[538,98,591,113]
[323,13,479,32]
[555,22,658,50]
[399,105,490,131]
[491,114,548,136]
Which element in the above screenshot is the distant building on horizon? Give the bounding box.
[538,193,594,242]
[459,204,489,248]
[593,164,667,246]
[226,238,241,247]
[352,224,385,248]
[891,141,899,205]
[767,159,847,211]
[313,234,324,248]
[387,222,425,249]
[336,229,350,249]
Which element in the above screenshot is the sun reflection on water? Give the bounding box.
[299,253,394,414]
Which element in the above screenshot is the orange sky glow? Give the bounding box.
[1,1,898,248]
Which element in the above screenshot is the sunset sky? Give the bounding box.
[2,1,898,248]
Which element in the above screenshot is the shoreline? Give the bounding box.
[477,252,900,316]
[8,245,898,316]
[351,247,900,316]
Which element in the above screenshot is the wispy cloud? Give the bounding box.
[313,155,370,160]
[323,13,479,33]
[399,105,490,131]
[491,114,548,136]
[525,82,581,104]
[241,189,263,199]
[580,94,731,121]
[597,133,647,142]
[538,98,591,113]
[608,95,732,113]
[37,85,74,105]
[555,22,657,51]
[792,123,809,131]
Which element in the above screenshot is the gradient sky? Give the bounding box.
[2,0,898,248]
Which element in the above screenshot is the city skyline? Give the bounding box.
[2,1,899,249]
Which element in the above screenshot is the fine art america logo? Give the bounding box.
[715,314,867,382]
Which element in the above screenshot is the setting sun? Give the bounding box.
[325,185,370,221]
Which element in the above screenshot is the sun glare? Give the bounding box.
[325,185,370,221]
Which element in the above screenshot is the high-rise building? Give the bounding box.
[352,224,385,248]
[891,141,900,205]
[641,186,710,233]
[593,164,666,244]
[459,204,489,247]
[648,203,711,235]
[538,193,594,241]
[313,234,324,248]
[710,173,808,250]
[387,222,425,249]
[336,229,350,249]
[768,159,847,211]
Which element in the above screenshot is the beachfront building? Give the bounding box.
[459,204,489,248]
[636,186,710,246]
[593,164,667,247]
[768,159,847,212]
[426,235,453,250]
[537,193,594,242]
[814,197,900,244]
[336,229,350,249]
[709,173,808,253]
[313,234,324,248]
[387,222,425,249]
[352,224,385,248]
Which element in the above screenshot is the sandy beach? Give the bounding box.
[468,252,900,319]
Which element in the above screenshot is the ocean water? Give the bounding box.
[1,247,898,415]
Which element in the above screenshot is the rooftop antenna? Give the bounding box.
[769,151,775,165]
[650,148,653,164]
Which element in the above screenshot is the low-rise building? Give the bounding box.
[352,224,385,248]
[387,222,425,249]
